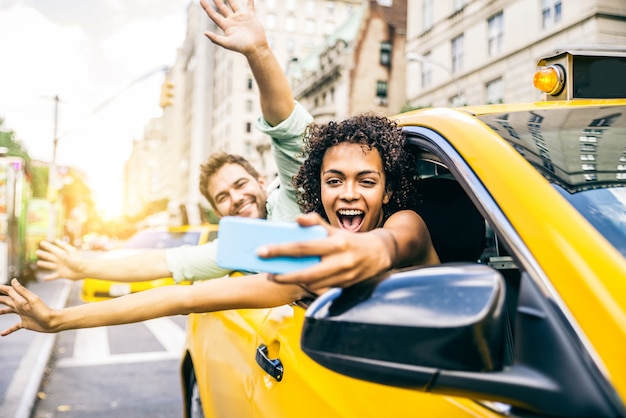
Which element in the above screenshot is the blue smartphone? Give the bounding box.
[216,217,328,274]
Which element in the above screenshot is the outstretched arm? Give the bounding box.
[259,211,441,291]
[0,274,309,336]
[200,0,293,126]
[36,239,171,282]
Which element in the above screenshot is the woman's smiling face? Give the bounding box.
[320,142,390,232]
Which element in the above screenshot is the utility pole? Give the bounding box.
[47,95,59,241]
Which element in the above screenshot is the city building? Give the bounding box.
[124,0,626,221]
[292,0,408,122]
[405,0,626,108]
[125,0,363,219]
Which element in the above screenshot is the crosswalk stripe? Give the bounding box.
[56,317,185,368]
[57,351,180,368]
[143,317,186,355]
[73,326,110,359]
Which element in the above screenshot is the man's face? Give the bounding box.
[207,163,268,219]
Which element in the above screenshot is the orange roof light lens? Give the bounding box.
[533,65,565,96]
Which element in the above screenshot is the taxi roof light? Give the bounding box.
[534,48,626,100]
[533,64,565,96]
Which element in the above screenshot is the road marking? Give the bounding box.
[73,326,110,360]
[56,317,185,368]
[143,317,186,355]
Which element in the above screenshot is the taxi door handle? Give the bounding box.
[255,344,283,382]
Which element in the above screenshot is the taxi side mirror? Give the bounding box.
[301,264,620,417]
[301,264,507,388]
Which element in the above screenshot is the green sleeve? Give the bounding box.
[165,240,233,283]
[256,101,313,222]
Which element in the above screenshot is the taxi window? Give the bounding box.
[478,106,626,258]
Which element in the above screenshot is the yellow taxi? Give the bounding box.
[180,49,626,417]
[81,224,218,302]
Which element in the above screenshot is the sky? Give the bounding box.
[0,0,193,218]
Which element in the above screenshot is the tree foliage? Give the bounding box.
[0,117,32,170]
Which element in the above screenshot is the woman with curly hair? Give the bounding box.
[261,114,440,291]
[296,114,419,224]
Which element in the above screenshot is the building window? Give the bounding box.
[286,0,296,11]
[453,0,467,11]
[286,38,295,54]
[266,14,276,29]
[420,51,432,88]
[245,122,252,133]
[542,0,562,29]
[326,0,334,15]
[247,77,253,90]
[246,99,253,112]
[422,0,433,31]
[244,141,252,156]
[380,41,392,67]
[306,0,315,14]
[286,16,296,32]
[451,34,464,74]
[449,93,465,107]
[376,80,388,105]
[324,21,334,35]
[487,11,503,56]
[486,77,503,104]
[267,0,276,9]
[305,18,315,34]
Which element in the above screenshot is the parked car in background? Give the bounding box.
[81,224,218,302]
[180,49,626,417]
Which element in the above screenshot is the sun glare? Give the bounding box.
[93,179,124,220]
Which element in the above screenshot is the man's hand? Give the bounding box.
[36,239,85,281]
[0,279,55,336]
[257,213,392,291]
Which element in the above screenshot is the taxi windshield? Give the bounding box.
[479,105,626,257]
[554,185,626,257]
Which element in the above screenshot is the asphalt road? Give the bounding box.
[0,275,72,418]
[0,274,189,418]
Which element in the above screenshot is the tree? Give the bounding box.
[0,117,32,170]
[30,163,49,199]
[57,168,102,242]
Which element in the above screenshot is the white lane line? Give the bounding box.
[57,351,179,368]
[73,326,110,360]
[57,317,185,368]
[143,317,186,355]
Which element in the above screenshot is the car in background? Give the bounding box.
[180,49,626,417]
[81,224,218,302]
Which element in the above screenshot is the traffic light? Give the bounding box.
[160,79,175,108]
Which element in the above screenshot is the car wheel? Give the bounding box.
[186,368,205,418]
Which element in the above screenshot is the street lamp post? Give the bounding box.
[47,95,60,241]
[406,52,463,105]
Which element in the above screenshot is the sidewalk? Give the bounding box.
[0,276,72,418]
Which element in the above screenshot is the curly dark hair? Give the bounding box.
[293,114,417,223]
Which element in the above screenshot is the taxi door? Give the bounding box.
[251,303,502,417]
